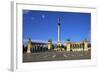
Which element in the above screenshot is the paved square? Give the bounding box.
[23,51,91,62]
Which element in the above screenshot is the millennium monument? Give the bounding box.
[23,17,91,62]
[25,17,91,53]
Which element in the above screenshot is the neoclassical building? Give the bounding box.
[26,39,48,53]
[25,38,90,53]
[66,41,91,51]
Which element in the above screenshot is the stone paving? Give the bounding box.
[23,51,91,62]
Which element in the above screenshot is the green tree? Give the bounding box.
[66,38,70,41]
[84,38,88,42]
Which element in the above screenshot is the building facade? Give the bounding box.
[66,41,91,51]
[25,38,91,53]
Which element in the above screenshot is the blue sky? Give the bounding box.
[23,10,91,43]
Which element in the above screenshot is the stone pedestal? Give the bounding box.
[58,41,61,46]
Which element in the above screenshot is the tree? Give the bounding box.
[66,38,70,41]
[52,44,55,49]
[23,45,27,53]
[84,38,88,42]
[48,39,52,43]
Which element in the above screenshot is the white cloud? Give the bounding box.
[42,14,45,19]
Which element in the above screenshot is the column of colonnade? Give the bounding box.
[70,43,84,51]
[31,44,48,53]
[27,38,49,53]
[66,42,89,51]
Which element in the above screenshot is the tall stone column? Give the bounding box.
[58,17,61,46]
